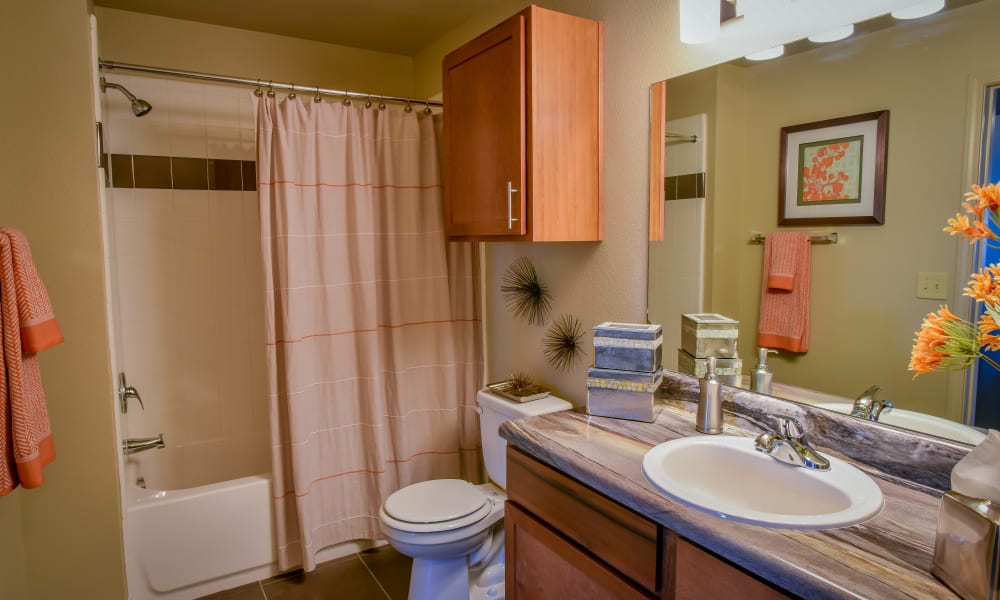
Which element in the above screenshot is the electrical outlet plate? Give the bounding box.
[917,271,949,300]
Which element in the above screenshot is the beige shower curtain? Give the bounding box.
[256,95,483,572]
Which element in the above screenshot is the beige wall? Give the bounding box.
[96,7,414,100]
[667,1,1000,417]
[0,1,128,599]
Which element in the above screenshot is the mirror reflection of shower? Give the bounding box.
[100,77,152,117]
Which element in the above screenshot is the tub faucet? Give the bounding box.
[754,415,830,471]
[123,434,165,456]
[851,385,893,421]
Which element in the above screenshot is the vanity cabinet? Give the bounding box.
[505,447,790,599]
[441,6,603,241]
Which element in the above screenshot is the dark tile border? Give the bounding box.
[665,172,706,201]
[106,153,255,192]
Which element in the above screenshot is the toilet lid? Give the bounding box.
[384,479,488,524]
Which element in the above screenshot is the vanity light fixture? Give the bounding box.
[680,0,722,44]
[807,24,855,44]
[745,44,785,61]
[890,0,945,19]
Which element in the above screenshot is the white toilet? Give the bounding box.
[379,388,572,600]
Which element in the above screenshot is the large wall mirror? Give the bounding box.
[648,0,1000,443]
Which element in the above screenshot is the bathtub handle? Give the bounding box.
[119,372,144,413]
[123,434,165,456]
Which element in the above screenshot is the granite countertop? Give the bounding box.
[499,373,968,600]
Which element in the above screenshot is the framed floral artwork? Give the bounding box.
[778,110,889,225]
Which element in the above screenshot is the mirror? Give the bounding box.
[647,0,1000,441]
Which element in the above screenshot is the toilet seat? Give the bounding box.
[383,479,492,533]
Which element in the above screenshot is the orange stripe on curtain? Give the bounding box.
[266,318,482,346]
[256,95,484,572]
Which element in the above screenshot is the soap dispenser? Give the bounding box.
[696,356,723,434]
[751,348,778,395]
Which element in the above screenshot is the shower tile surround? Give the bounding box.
[648,114,707,370]
[103,74,270,490]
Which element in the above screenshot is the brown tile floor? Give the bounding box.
[197,546,412,600]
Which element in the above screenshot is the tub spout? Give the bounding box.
[123,434,165,455]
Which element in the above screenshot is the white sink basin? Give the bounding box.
[812,403,986,446]
[642,436,884,529]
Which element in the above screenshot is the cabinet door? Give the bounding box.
[442,14,526,237]
[506,502,653,600]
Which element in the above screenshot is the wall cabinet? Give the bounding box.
[442,6,603,241]
[505,447,790,599]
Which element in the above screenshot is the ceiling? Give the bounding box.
[92,0,506,55]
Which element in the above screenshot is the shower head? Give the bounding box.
[101,77,153,117]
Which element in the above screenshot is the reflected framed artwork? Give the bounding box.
[778,110,889,225]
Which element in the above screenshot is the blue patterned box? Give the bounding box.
[593,322,663,373]
[586,366,663,422]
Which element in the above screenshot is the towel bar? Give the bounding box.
[749,232,838,245]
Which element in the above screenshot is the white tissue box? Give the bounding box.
[932,490,1000,600]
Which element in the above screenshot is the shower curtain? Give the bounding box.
[256,95,483,571]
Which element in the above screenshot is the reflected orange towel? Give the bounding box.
[0,227,63,495]
[757,232,810,353]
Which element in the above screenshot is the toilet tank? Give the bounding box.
[476,389,572,489]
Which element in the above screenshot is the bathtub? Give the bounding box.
[125,474,382,599]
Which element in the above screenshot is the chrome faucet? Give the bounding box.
[122,434,165,456]
[754,416,830,471]
[850,385,893,421]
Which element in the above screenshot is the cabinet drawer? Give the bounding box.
[671,536,790,600]
[506,446,660,594]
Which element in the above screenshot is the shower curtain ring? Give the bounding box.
[314,87,322,103]
[266,81,275,98]
[365,94,373,109]
[253,78,263,97]
[342,91,352,106]
[404,99,413,113]
[378,96,387,110]
[423,101,432,114]
[288,84,296,100]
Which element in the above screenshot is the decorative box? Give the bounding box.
[677,349,742,380]
[586,366,663,423]
[593,322,663,373]
[680,313,739,359]
[932,490,1000,600]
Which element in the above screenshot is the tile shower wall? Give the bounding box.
[104,75,270,490]
[648,114,707,370]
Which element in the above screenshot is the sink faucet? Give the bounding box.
[851,385,893,421]
[754,416,830,471]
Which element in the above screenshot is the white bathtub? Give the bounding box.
[125,474,382,600]
[125,473,279,599]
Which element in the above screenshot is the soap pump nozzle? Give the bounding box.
[751,348,778,395]
[696,356,723,434]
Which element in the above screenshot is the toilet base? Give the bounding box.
[405,535,506,600]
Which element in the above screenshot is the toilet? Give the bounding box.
[379,388,572,600]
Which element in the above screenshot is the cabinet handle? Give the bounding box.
[507,181,519,231]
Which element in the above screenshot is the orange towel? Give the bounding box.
[757,232,810,353]
[0,227,63,495]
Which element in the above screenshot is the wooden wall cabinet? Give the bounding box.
[442,6,603,241]
[505,447,790,599]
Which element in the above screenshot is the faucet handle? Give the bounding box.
[775,415,805,440]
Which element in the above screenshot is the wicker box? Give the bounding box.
[680,313,739,359]
[676,349,742,379]
[593,322,663,373]
[586,366,663,423]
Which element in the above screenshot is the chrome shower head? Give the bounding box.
[101,77,153,117]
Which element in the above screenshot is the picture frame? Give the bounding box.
[778,110,889,226]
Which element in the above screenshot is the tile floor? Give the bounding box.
[198,546,412,600]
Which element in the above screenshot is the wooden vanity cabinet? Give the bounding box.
[441,6,603,241]
[505,447,790,600]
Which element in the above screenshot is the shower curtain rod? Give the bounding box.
[98,59,443,108]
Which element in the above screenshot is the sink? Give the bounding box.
[811,402,986,446]
[642,436,884,529]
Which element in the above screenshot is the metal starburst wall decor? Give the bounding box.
[500,257,552,326]
[543,314,587,372]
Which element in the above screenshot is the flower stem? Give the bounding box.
[981,354,1000,372]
